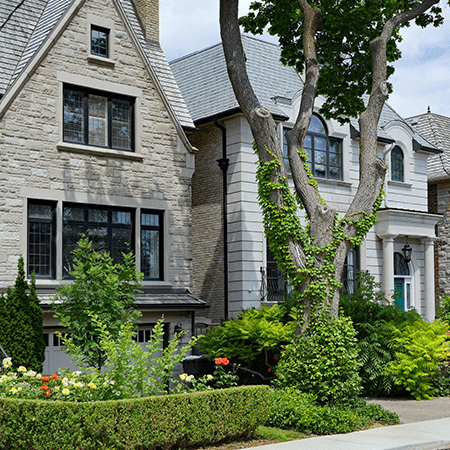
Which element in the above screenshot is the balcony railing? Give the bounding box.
[260,266,290,303]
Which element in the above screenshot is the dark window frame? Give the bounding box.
[27,200,57,279]
[91,25,109,58]
[62,203,135,278]
[391,146,404,182]
[283,114,342,180]
[141,210,164,281]
[342,246,360,294]
[63,84,135,152]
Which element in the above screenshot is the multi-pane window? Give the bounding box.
[28,202,164,281]
[391,146,404,182]
[63,85,134,151]
[342,247,360,294]
[141,211,163,280]
[28,201,56,278]
[283,114,342,180]
[62,204,134,277]
[91,26,109,57]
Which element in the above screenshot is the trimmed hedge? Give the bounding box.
[0,385,270,450]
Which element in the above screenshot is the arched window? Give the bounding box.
[391,146,404,182]
[283,114,342,180]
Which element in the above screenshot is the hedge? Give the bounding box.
[0,385,270,450]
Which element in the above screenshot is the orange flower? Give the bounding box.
[41,385,48,391]
[51,374,57,380]
[45,390,50,397]
[42,376,50,382]
[215,357,230,366]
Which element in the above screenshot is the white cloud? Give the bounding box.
[160,1,450,118]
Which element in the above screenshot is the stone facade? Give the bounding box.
[0,0,204,372]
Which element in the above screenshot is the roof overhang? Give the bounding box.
[413,139,443,154]
[350,124,395,144]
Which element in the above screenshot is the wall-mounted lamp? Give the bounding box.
[402,236,413,263]
[174,322,183,334]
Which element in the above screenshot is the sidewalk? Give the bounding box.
[247,397,450,450]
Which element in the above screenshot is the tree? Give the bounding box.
[219,0,444,328]
[0,256,45,372]
[52,236,142,369]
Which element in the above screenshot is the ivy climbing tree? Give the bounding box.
[219,0,444,328]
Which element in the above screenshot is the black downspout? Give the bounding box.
[214,119,229,320]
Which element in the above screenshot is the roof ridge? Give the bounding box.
[169,41,223,64]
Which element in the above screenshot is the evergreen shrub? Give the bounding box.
[0,385,270,450]
[0,256,45,372]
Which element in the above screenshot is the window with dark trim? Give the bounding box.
[391,146,404,182]
[342,246,360,294]
[91,25,109,57]
[283,114,342,180]
[28,200,56,278]
[141,210,163,280]
[62,204,134,277]
[63,85,134,151]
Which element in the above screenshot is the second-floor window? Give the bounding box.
[283,114,342,180]
[391,146,404,182]
[63,85,134,151]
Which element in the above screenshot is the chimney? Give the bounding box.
[135,0,159,42]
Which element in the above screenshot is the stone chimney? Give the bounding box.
[135,0,159,42]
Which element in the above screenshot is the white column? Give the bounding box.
[379,235,396,303]
[422,238,437,322]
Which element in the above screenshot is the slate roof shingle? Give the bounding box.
[0,0,194,130]
[171,35,440,154]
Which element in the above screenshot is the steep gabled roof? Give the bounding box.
[170,35,303,124]
[170,35,440,154]
[407,111,450,181]
[0,0,195,132]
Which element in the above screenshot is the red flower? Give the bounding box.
[215,357,230,366]
[273,354,279,360]
[41,385,48,391]
[51,374,57,380]
[268,368,272,372]
[45,390,50,397]
[42,376,50,382]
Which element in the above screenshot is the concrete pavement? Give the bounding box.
[247,397,450,450]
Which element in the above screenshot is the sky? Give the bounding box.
[160,1,450,120]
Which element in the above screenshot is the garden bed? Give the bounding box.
[0,385,270,450]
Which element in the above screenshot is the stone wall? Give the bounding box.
[0,0,193,290]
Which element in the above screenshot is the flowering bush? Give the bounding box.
[176,357,238,393]
[0,360,117,401]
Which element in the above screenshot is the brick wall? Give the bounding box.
[189,123,225,323]
[134,0,159,41]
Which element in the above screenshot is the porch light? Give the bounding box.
[174,322,183,334]
[402,236,413,263]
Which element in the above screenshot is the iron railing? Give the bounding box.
[260,266,290,303]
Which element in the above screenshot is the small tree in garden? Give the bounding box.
[52,236,143,369]
[0,256,45,372]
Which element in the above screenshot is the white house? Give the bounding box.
[171,35,442,323]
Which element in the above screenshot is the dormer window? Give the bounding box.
[91,26,109,57]
[391,146,404,182]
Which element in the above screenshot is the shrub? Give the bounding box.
[0,257,45,372]
[275,316,362,405]
[198,305,295,382]
[52,236,143,369]
[384,319,450,399]
[340,271,421,396]
[267,388,399,435]
[438,295,450,325]
[0,385,270,450]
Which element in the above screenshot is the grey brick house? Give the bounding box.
[407,110,450,310]
[171,35,442,324]
[0,0,206,372]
